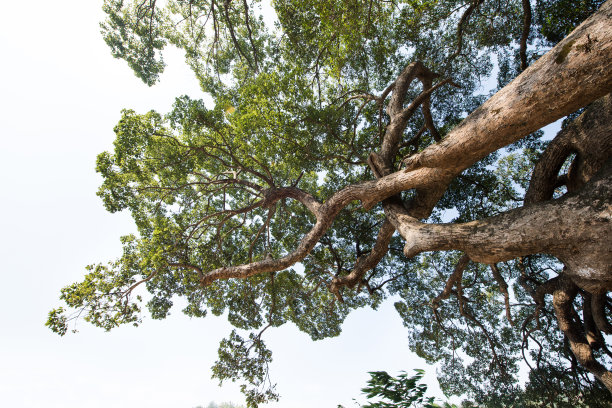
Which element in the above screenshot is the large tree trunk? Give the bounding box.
[390,93,612,392]
[396,95,612,293]
[396,157,612,290]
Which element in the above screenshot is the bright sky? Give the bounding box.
[0,2,446,407]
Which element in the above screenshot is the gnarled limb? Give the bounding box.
[397,162,612,291]
[525,94,612,204]
[553,276,612,391]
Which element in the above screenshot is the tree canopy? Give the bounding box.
[48,1,612,406]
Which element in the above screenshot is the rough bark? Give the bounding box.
[388,84,612,390]
[402,0,612,174]
[525,94,612,204]
[553,277,612,390]
[239,3,612,393]
[391,90,612,295]
[397,159,612,292]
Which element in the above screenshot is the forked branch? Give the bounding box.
[195,4,612,291]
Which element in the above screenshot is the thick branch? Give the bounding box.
[592,293,612,335]
[525,94,612,203]
[404,2,612,172]
[380,61,439,164]
[329,219,395,295]
[397,162,612,291]
[582,292,604,349]
[421,75,441,142]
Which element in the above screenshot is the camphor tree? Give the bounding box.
[47,0,612,406]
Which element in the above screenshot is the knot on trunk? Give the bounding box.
[261,188,283,209]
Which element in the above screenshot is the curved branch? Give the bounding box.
[168,262,203,279]
[582,292,604,349]
[421,76,441,142]
[242,0,259,70]
[122,270,159,297]
[222,0,256,71]
[525,94,612,204]
[447,0,485,62]
[490,264,514,326]
[196,5,612,289]
[260,187,322,216]
[381,61,440,164]
[329,219,395,296]
[431,253,471,309]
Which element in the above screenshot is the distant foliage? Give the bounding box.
[195,402,245,408]
[340,370,462,408]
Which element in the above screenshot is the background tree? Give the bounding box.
[340,369,461,408]
[48,1,611,406]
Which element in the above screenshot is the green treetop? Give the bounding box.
[48,1,612,406]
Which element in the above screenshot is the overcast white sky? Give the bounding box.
[0,2,449,407]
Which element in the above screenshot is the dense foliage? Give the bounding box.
[48,1,611,406]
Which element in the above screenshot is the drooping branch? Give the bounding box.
[592,293,612,335]
[582,292,604,350]
[448,0,486,62]
[490,264,514,326]
[222,0,257,72]
[241,0,260,69]
[431,254,471,309]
